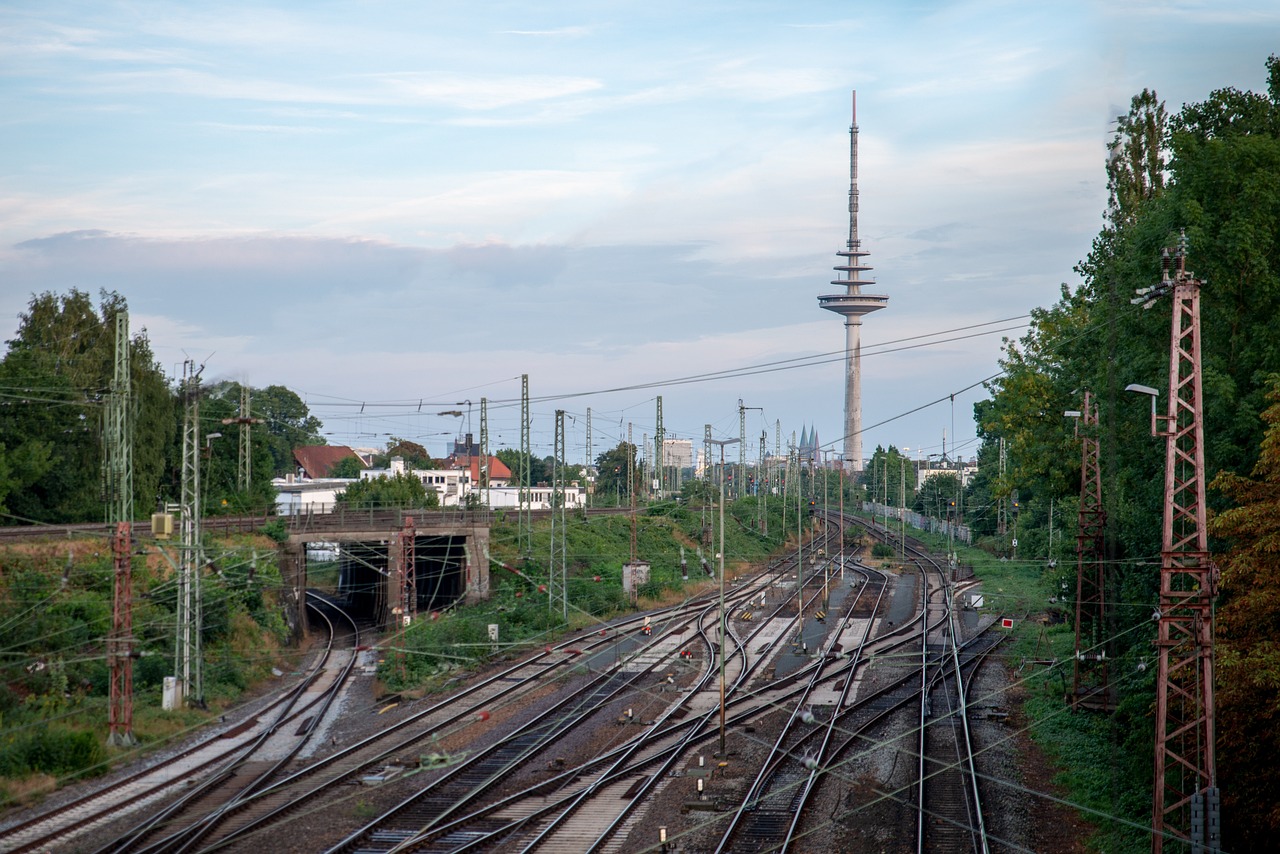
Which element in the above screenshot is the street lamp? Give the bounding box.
[1125,383,1164,435]
[707,436,739,757]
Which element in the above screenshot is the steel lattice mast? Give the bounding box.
[390,516,415,678]
[480,397,489,508]
[176,359,204,707]
[552,410,567,620]
[106,309,137,746]
[655,396,664,499]
[819,90,888,473]
[1070,390,1109,711]
[1140,235,1218,853]
[520,374,530,554]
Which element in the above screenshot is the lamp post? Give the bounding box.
[708,437,739,757]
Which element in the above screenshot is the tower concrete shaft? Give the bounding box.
[819,90,888,473]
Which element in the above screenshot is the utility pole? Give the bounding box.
[586,407,592,509]
[520,375,530,555]
[759,431,768,534]
[900,455,907,564]
[738,399,746,501]
[703,424,713,486]
[772,421,780,497]
[628,423,637,562]
[707,436,740,756]
[480,397,489,509]
[655,396,664,500]
[993,437,1003,537]
[1067,391,1109,711]
[551,410,567,621]
[105,310,137,746]
[220,386,263,496]
[176,359,204,708]
[642,432,649,500]
[391,516,415,679]
[1130,233,1218,853]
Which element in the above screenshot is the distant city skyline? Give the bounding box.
[3,2,1277,464]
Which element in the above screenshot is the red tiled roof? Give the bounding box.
[293,445,359,479]
[463,455,512,482]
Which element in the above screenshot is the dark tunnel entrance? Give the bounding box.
[337,535,469,621]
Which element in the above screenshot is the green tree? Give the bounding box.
[197,381,278,514]
[329,455,365,478]
[0,290,173,523]
[254,384,325,476]
[914,472,960,519]
[1208,376,1280,850]
[383,437,437,469]
[495,447,549,488]
[863,445,917,508]
[336,473,439,509]
[594,442,637,504]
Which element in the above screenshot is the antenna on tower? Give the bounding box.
[818,90,888,474]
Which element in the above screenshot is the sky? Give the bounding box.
[2,1,1277,469]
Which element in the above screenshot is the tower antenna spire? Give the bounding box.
[819,90,888,473]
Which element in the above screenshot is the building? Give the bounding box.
[663,438,694,471]
[292,445,360,479]
[273,475,353,515]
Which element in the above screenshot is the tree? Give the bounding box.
[253,384,325,476]
[914,473,960,519]
[336,473,438,510]
[198,381,278,514]
[864,445,917,508]
[329,456,365,478]
[594,442,638,503]
[495,447,549,488]
[0,289,173,523]
[1208,376,1280,851]
[383,437,437,469]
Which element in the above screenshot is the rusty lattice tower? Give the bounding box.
[1070,390,1110,711]
[819,90,888,473]
[105,309,137,746]
[1135,233,1218,853]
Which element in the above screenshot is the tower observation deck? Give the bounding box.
[818,90,887,473]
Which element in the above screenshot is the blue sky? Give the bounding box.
[2,1,1277,466]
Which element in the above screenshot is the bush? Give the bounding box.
[0,727,106,778]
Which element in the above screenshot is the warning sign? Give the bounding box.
[1001,617,1014,629]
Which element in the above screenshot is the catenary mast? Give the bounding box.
[819,90,888,473]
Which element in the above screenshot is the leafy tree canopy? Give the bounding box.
[1208,375,1280,850]
[594,442,638,502]
[253,384,325,476]
[336,472,439,510]
[383,436,437,469]
[495,447,549,487]
[329,455,365,478]
[0,289,172,523]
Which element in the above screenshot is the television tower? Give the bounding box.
[819,90,888,473]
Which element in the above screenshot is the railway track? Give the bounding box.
[853,513,1002,854]
[401,563,857,853]
[323,533,846,854]
[7,511,1010,853]
[0,594,359,854]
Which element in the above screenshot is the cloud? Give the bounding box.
[369,72,604,110]
[498,26,592,37]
